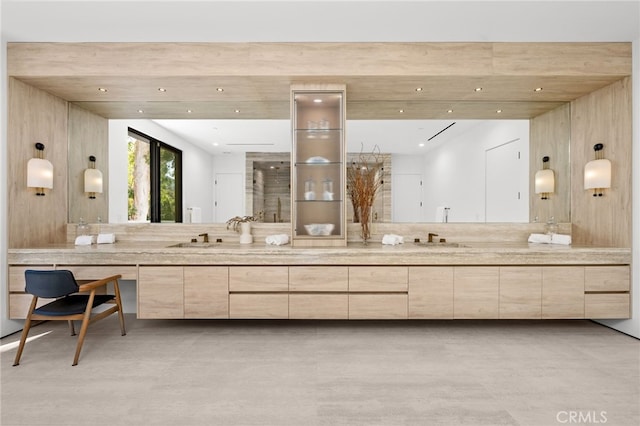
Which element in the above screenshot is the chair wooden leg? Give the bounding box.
[113,279,126,336]
[68,320,76,336]
[13,297,38,366]
[72,291,96,366]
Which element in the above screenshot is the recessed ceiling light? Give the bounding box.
[158,87,166,92]
[534,87,543,92]
[399,109,404,113]
[496,109,503,114]
[137,109,144,113]
[98,87,107,92]
[235,109,240,113]
[187,109,192,113]
[313,99,323,103]
[475,87,483,92]
[419,143,425,147]
[415,87,423,92]
[216,87,224,92]
[213,142,219,146]
[447,109,453,114]
[270,166,275,169]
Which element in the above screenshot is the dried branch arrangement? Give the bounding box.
[225,215,256,232]
[347,145,384,242]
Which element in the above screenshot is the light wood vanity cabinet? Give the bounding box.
[499,267,542,319]
[348,267,408,319]
[408,267,454,319]
[229,266,289,319]
[289,266,348,319]
[138,266,229,319]
[584,266,630,318]
[138,267,184,319]
[454,267,500,319]
[542,266,585,319]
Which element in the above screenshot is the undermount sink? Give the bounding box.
[415,242,464,248]
[167,242,219,248]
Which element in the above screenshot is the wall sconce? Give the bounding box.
[534,156,554,200]
[84,155,103,199]
[584,143,611,197]
[27,142,53,196]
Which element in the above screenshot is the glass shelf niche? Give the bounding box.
[291,87,346,246]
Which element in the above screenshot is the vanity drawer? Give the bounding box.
[289,294,348,319]
[349,294,408,319]
[289,266,348,292]
[229,267,288,292]
[9,265,53,292]
[9,294,56,319]
[56,265,137,281]
[229,294,288,319]
[349,267,408,292]
[585,293,630,319]
[585,266,630,292]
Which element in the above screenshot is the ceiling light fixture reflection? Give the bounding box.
[216,87,224,92]
[98,87,107,92]
[475,87,483,92]
[158,88,166,92]
[419,143,425,147]
[415,87,423,92]
[534,87,543,92]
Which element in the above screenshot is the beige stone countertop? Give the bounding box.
[7,241,631,266]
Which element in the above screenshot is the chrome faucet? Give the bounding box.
[198,233,209,243]
[428,233,438,243]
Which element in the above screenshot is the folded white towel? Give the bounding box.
[97,233,116,244]
[265,234,290,246]
[74,235,95,246]
[382,234,404,245]
[551,234,572,245]
[528,233,552,244]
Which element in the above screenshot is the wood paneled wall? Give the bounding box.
[529,103,571,223]
[7,78,68,248]
[68,104,109,223]
[571,77,632,247]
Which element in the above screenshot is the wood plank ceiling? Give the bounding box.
[7,42,632,120]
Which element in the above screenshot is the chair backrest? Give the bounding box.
[25,270,79,298]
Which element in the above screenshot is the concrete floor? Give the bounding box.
[1,316,638,426]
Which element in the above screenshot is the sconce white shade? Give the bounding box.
[84,168,103,193]
[27,158,53,189]
[535,169,555,194]
[584,159,611,190]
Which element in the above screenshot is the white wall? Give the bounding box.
[422,120,529,223]
[599,38,640,339]
[108,120,215,223]
[1,5,23,337]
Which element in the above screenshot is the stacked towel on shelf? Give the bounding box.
[527,233,572,245]
[74,235,95,246]
[551,234,572,245]
[265,234,290,246]
[97,233,116,244]
[382,234,404,245]
[527,233,552,244]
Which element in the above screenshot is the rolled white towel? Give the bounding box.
[382,234,404,245]
[74,235,95,246]
[551,234,572,245]
[97,233,116,244]
[528,233,552,244]
[265,234,290,246]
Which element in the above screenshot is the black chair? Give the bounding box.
[13,270,126,366]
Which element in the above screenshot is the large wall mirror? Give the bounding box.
[104,115,571,225]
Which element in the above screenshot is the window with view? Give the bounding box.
[128,129,182,223]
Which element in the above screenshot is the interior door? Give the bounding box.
[214,173,244,223]
[485,138,528,222]
[392,174,423,222]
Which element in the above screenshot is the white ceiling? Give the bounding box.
[152,118,487,154]
[3,1,638,155]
